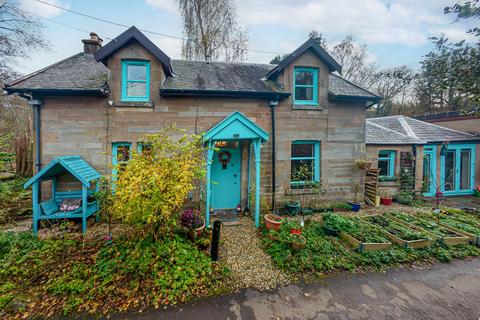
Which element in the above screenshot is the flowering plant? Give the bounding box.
[290,228,302,235]
[474,186,480,198]
[180,208,204,229]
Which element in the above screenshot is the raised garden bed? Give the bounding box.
[438,211,480,247]
[364,215,432,249]
[322,213,391,252]
[387,212,469,246]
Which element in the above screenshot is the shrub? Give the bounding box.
[110,126,206,238]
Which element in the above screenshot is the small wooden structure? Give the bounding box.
[364,169,380,204]
[24,156,101,236]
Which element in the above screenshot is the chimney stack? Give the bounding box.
[82,32,103,54]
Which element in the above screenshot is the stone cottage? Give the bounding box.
[5,26,380,226]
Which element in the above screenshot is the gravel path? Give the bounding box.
[219,217,289,291]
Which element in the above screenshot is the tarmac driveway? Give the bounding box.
[120,258,480,320]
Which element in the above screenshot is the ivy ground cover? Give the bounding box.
[0,231,228,318]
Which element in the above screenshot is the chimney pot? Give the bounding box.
[82,32,103,54]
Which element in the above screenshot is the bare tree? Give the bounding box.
[370,66,415,116]
[0,0,48,82]
[331,35,378,86]
[176,0,248,62]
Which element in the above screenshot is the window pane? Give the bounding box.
[422,154,431,191]
[295,70,313,85]
[292,143,314,158]
[378,159,389,176]
[127,64,147,81]
[460,149,471,190]
[127,82,147,97]
[295,87,313,101]
[291,159,314,182]
[378,151,390,158]
[117,145,130,163]
[444,150,456,191]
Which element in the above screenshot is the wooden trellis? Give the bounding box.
[365,169,380,205]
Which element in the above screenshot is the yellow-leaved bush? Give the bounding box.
[110,126,206,237]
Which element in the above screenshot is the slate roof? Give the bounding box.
[366,115,480,144]
[5,52,377,101]
[163,60,281,93]
[266,38,342,79]
[6,53,108,94]
[329,74,379,100]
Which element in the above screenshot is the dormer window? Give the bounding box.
[293,67,318,105]
[121,60,150,102]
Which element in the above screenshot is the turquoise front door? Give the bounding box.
[211,144,241,209]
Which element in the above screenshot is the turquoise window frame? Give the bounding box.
[290,140,320,187]
[112,142,131,182]
[293,67,318,105]
[440,143,476,195]
[121,60,150,102]
[378,150,395,177]
[422,145,437,197]
[137,142,152,154]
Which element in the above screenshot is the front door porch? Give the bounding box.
[203,111,269,228]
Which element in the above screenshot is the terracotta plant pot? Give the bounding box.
[188,220,205,239]
[290,234,306,250]
[264,214,283,231]
[380,197,393,205]
[195,220,205,237]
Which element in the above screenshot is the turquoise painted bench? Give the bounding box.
[24,155,102,236]
[38,190,99,220]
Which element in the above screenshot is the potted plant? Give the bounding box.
[347,183,361,212]
[180,208,205,239]
[354,159,373,171]
[264,214,283,231]
[394,190,413,205]
[380,192,393,205]
[284,200,301,216]
[290,229,306,250]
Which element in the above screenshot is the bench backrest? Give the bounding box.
[54,190,94,204]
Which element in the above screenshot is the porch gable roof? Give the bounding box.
[203,111,269,142]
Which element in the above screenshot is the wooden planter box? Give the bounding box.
[339,231,392,253]
[362,217,431,249]
[387,214,469,246]
[441,225,480,247]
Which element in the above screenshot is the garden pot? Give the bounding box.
[264,214,283,231]
[290,234,306,250]
[380,197,393,205]
[348,201,361,212]
[195,220,205,237]
[394,195,413,205]
[284,202,301,216]
[188,220,205,239]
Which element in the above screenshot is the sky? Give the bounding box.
[13,0,478,75]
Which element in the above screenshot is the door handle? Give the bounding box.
[233,174,237,178]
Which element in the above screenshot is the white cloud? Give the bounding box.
[233,0,466,47]
[20,0,69,18]
[144,0,178,14]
